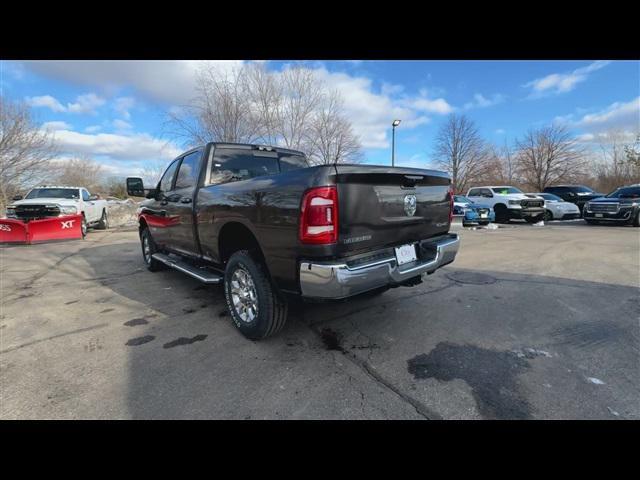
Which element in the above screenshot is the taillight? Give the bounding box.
[449,186,454,224]
[299,186,338,244]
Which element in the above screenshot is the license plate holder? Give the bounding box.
[595,213,603,218]
[395,244,417,266]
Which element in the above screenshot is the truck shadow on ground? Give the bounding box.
[78,240,640,419]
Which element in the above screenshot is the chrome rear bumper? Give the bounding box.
[299,233,460,299]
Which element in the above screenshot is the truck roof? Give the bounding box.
[206,142,306,157]
[30,185,84,190]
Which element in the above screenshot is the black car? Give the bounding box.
[126,142,460,340]
[543,185,604,215]
[583,185,640,227]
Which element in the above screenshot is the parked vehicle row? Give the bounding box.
[125,142,460,341]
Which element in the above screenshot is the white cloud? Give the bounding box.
[312,67,435,149]
[410,97,454,114]
[25,95,66,112]
[25,92,105,115]
[85,125,102,133]
[48,129,181,162]
[524,61,611,97]
[42,121,72,131]
[66,93,105,114]
[20,60,243,105]
[114,96,135,119]
[577,96,639,130]
[112,119,133,131]
[395,153,430,169]
[464,93,505,109]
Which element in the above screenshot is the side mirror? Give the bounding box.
[89,194,99,201]
[12,195,23,201]
[126,177,146,197]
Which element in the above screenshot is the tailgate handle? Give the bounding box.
[403,175,423,187]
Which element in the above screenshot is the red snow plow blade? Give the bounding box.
[0,214,83,244]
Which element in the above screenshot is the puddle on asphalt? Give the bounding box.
[125,335,155,346]
[124,318,149,327]
[446,271,497,285]
[320,328,344,352]
[163,334,207,349]
[408,342,533,419]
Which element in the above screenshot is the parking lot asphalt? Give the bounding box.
[1,220,638,419]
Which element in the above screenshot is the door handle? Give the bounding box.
[180,197,192,204]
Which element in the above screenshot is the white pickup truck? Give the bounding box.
[466,186,545,223]
[6,186,109,236]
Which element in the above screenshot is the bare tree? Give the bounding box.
[590,130,640,192]
[0,96,57,210]
[276,66,324,152]
[245,62,282,146]
[101,176,128,198]
[167,63,361,163]
[140,159,169,186]
[433,114,490,193]
[307,91,362,165]
[53,156,104,193]
[515,124,585,191]
[167,63,261,147]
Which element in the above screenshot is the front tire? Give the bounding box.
[81,215,87,238]
[140,228,166,272]
[585,219,600,225]
[494,204,509,223]
[632,210,640,227]
[96,209,109,230]
[544,209,554,222]
[224,250,288,340]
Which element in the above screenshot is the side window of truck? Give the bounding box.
[160,159,180,193]
[468,189,480,197]
[174,150,202,190]
[209,148,279,185]
[82,189,90,201]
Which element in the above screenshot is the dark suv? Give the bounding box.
[543,185,604,215]
[583,185,640,227]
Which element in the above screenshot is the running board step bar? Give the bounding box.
[151,253,222,284]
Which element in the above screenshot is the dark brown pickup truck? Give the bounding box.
[126,142,460,340]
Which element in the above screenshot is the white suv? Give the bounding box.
[466,186,545,223]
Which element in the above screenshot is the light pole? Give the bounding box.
[391,119,401,167]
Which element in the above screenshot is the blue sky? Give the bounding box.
[1,60,638,177]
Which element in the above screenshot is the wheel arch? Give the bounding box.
[218,221,267,267]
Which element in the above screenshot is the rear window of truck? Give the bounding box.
[209,148,308,185]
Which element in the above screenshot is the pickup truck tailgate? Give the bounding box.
[334,165,451,254]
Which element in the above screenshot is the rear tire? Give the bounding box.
[632,210,640,227]
[96,209,109,230]
[544,209,554,222]
[224,250,288,340]
[140,228,166,272]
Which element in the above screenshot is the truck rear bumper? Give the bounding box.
[299,233,460,299]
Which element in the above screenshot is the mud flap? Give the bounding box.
[0,215,84,244]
